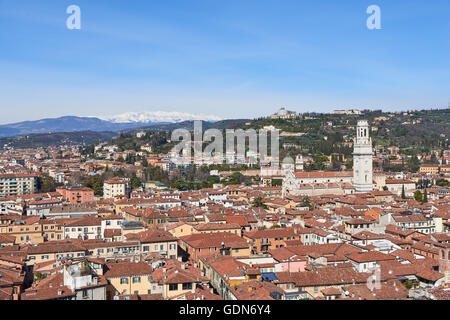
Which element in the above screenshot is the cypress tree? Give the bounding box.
[423,189,428,203]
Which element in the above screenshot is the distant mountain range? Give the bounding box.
[0,112,222,138]
[0,119,250,149]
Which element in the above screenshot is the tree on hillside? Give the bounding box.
[301,196,313,211]
[414,190,423,202]
[436,179,450,187]
[130,173,142,189]
[252,197,268,209]
[422,189,428,203]
[37,175,55,193]
[82,175,103,196]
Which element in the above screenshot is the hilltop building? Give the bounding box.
[270,107,297,119]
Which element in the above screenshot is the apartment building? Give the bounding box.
[179,232,251,264]
[63,216,103,240]
[243,228,302,253]
[344,218,376,236]
[125,229,178,260]
[56,186,95,204]
[419,164,440,174]
[84,240,140,260]
[0,174,37,197]
[103,177,130,199]
[104,262,154,296]
[26,242,87,266]
[0,216,44,244]
[392,214,437,234]
[151,260,209,299]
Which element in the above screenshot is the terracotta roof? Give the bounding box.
[193,223,241,231]
[180,232,249,249]
[346,251,396,263]
[21,286,75,300]
[105,262,153,278]
[27,242,86,255]
[343,279,409,300]
[294,171,353,178]
[244,227,299,239]
[125,229,177,243]
[275,266,369,287]
[321,287,342,296]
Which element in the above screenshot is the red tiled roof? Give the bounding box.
[105,262,153,278]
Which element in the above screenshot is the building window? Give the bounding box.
[169,283,178,291]
[182,283,192,290]
[132,276,141,283]
[120,278,129,284]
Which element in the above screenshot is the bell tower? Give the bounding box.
[439,246,450,286]
[353,120,373,193]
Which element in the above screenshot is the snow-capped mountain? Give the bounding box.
[102,111,222,124]
[0,112,223,138]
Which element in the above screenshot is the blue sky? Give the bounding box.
[0,0,449,124]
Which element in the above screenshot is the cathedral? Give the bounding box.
[282,120,374,196]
